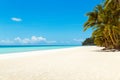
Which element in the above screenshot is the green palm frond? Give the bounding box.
[83,0,120,49]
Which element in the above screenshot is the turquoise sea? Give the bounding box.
[0,45,79,54]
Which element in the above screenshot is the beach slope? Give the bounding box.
[0,46,120,80]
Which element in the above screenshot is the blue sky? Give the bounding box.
[0,0,102,45]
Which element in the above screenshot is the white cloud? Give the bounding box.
[0,36,55,45]
[13,36,56,44]
[15,37,30,44]
[14,36,47,44]
[11,17,22,22]
[0,40,13,44]
[22,38,31,44]
[0,37,84,45]
[14,37,21,42]
[31,36,46,42]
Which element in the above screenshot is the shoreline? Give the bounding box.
[0,46,120,80]
[0,46,80,59]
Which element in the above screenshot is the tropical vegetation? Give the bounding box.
[84,0,120,50]
[82,37,94,46]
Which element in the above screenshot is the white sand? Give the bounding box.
[0,46,120,80]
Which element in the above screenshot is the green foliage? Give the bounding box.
[84,0,120,49]
[82,38,94,46]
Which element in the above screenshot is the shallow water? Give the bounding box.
[0,45,79,54]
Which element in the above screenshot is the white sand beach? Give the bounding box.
[0,46,120,80]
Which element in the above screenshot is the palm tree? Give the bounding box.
[103,0,120,49]
[84,0,120,50]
